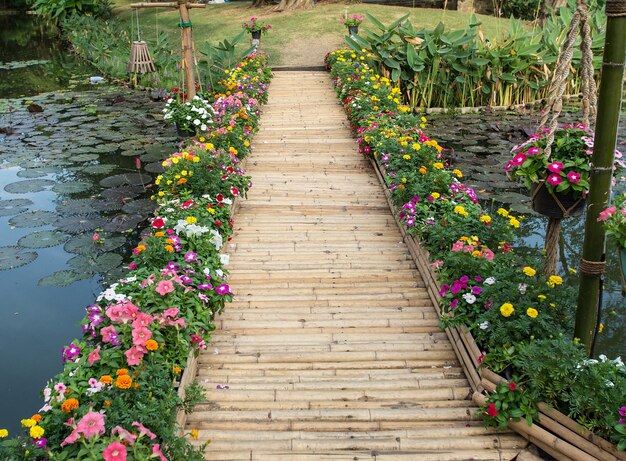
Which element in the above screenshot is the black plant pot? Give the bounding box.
[348,25,359,35]
[619,246,626,296]
[175,123,195,139]
[251,30,262,40]
[530,181,585,219]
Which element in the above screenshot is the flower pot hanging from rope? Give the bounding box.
[530,181,586,219]
[534,0,597,275]
[127,41,156,74]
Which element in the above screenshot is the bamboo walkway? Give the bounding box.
[186,71,527,460]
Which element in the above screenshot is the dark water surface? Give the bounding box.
[0,11,177,434]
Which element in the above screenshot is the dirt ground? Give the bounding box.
[269,33,345,67]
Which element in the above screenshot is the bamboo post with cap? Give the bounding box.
[129,0,206,100]
[574,0,626,354]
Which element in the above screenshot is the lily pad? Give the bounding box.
[9,210,57,228]
[53,215,107,233]
[100,185,144,200]
[52,181,93,194]
[55,199,99,216]
[100,173,148,188]
[82,164,117,175]
[18,230,70,248]
[144,162,164,174]
[72,153,100,162]
[68,252,123,274]
[0,246,38,271]
[121,198,154,215]
[17,167,58,178]
[39,269,91,287]
[103,214,146,233]
[0,198,33,217]
[4,178,55,194]
[64,233,126,254]
[93,199,123,211]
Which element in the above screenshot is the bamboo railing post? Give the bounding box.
[574,0,626,353]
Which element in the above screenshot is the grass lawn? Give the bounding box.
[112,0,519,66]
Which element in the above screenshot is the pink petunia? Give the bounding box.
[60,429,80,447]
[481,248,495,261]
[125,346,145,366]
[547,161,564,173]
[103,441,127,461]
[527,147,541,155]
[567,171,581,183]
[131,327,152,346]
[131,312,153,329]
[132,421,157,440]
[152,444,168,461]
[100,325,118,343]
[155,280,175,296]
[76,411,106,439]
[597,206,616,222]
[87,348,100,366]
[111,426,137,445]
[451,240,464,252]
[162,307,179,318]
[546,174,562,186]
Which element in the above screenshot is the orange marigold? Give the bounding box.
[99,375,113,385]
[61,398,79,413]
[104,400,112,407]
[31,414,42,423]
[115,375,133,389]
[145,339,159,351]
[116,369,128,376]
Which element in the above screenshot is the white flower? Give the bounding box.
[201,124,207,131]
[167,98,173,104]
[614,357,624,367]
[220,254,230,266]
[193,119,201,126]
[210,229,223,250]
[605,379,615,388]
[479,321,489,330]
[518,283,527,294]
[599,354,608,362]
[216,269,224,277]
[463,293,476,304]
[484,277,496,285]
[185,115,191,120]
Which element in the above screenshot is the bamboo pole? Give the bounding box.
[178,0,197,100]
[574,0,626,353]
[130,2,206,7]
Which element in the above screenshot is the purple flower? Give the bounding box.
[198,283,213,290]
[180,275,193,284]
[88,312,104,326]
[185,251,197,262]
[439,284,450,296]
[450,299,459,309]
[471,286,482,295]
[62,343,81,363]
[166,262,179,271]
[215,283,231,295]
[198,293,209,302]
[33,438,47,448]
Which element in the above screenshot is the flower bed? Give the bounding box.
[325,48,626,459]
[0,51,272,460]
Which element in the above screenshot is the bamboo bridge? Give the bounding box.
[184,70,528,460]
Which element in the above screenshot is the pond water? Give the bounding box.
[429,109,626,359]
[0,11,177,434]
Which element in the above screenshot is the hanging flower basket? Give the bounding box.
[251,30,262,40]
[530,180,585,219]
[348,25,359,35]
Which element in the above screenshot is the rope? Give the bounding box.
[606,0,626,17]
[135,8,141,42]
[580,258,607,275]
[544,218,561,275]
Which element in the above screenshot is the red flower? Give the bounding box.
[152,218,165,229]
[487,403,498,417]
[230,186,240,196]
[215,194,224,202]
[508,382,517,391]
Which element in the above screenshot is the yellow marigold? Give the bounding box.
[537,294,547,300]
[480,215,492,224]
[401,177,407,184]
[419,166,427,175]
[522,266,536,277]
[452,169,463,178]
[403,154,411,160]
[497,208,509,217]
[186,216,197,224]
[115,374,133,390]
[31,414,42,423]
[454,206,468,216]
[173,366,182,374]
[164,245,174,253]
[547,275,563,287]
[599,323,604,333]
[431,192,440,199]
[61,398,79,413]
[171,157,179,164]
[21,419,36,428]
[157,191,165,197]
[190,429,199,440]
[29,426,44,439]
[433,162,444,169]
[193,157,200,163]
[500,303,515,317]
[509,217,520,228]
[0,429,8,438]
[471,250,482,257]
[100,375,113,385]
[146,339,159,351]
[411,143,421,151]
[526,307,539,319]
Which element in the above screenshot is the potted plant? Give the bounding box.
[505,124,596,218]
[598,192,626,293]
[242,17,271,42]
[341,14,364,36]
[162,93,215,138]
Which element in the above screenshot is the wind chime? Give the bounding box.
[129,0,205,100]
[127,8,156,84]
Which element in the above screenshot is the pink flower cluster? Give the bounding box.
[450,240,494,261]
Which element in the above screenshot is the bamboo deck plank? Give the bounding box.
[185,71,525,460]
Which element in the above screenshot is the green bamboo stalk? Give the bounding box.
[574,0,626,355]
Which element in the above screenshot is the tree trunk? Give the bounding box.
[251,0,273,7]
[274,0,314,11]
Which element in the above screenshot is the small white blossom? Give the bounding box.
[484,277,496,285]
[479,321,489,330]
